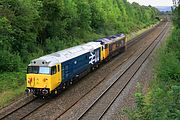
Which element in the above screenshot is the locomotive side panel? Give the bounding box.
[108,37,126,57]
[61,53,89,82]
[61,47,101,83]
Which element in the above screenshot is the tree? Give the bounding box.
[75,0,92,31]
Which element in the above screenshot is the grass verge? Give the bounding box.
[0,72,26,109]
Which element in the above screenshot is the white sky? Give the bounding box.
[127,0,173,6]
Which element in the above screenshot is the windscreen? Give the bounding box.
[27,66,51,74]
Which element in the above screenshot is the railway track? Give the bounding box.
[0,22,169,120]
[78,22,170,120]
[56,22,170,120]
[0,97,48,120]
[51,23,165,120]
[127,23,160,46]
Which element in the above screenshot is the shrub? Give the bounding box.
[0,50,21,72]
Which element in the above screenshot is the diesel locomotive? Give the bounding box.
[26,34,127,96]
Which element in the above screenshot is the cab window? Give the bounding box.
[39,67,50,74]
[27,66,39,74]
[27,66,50,74]
[51,66,57,75]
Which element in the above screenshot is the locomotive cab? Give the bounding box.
[26,63,62,96]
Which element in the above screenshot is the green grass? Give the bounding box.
[0,72,26,108]
[126,27,180,120]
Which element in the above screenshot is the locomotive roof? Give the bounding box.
[96,34,125,44]
[28,42,102,67]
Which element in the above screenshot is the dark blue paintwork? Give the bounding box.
[61,48,101,83]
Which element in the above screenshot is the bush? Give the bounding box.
[0,50,21,72]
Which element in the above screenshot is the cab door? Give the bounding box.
[51,65,61,91]
[57,64,62,84]
[104,44,109,59]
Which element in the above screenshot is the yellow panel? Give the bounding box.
[101,45,109,61]
[26,74,51,89]
[104,45,109,59]
[100,46,103,60]
[50,64,62,92]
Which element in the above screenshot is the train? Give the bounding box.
[25,34,127,96]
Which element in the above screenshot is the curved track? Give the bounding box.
[56,22,170,120]
[78,22,170,120]
[52,23,164,120]
[0,21,170,120]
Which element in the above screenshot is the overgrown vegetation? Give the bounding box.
[0,0,159,107]
[127,4,180,120]
[0,72,26,107]
[0,0,159,71]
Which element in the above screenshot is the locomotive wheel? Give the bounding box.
[57,87,62,94]
[91,67,95,71]
[50,90,58,97]
[62,83,66,89]
[70,79,73,85]
[96,64,99,68]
